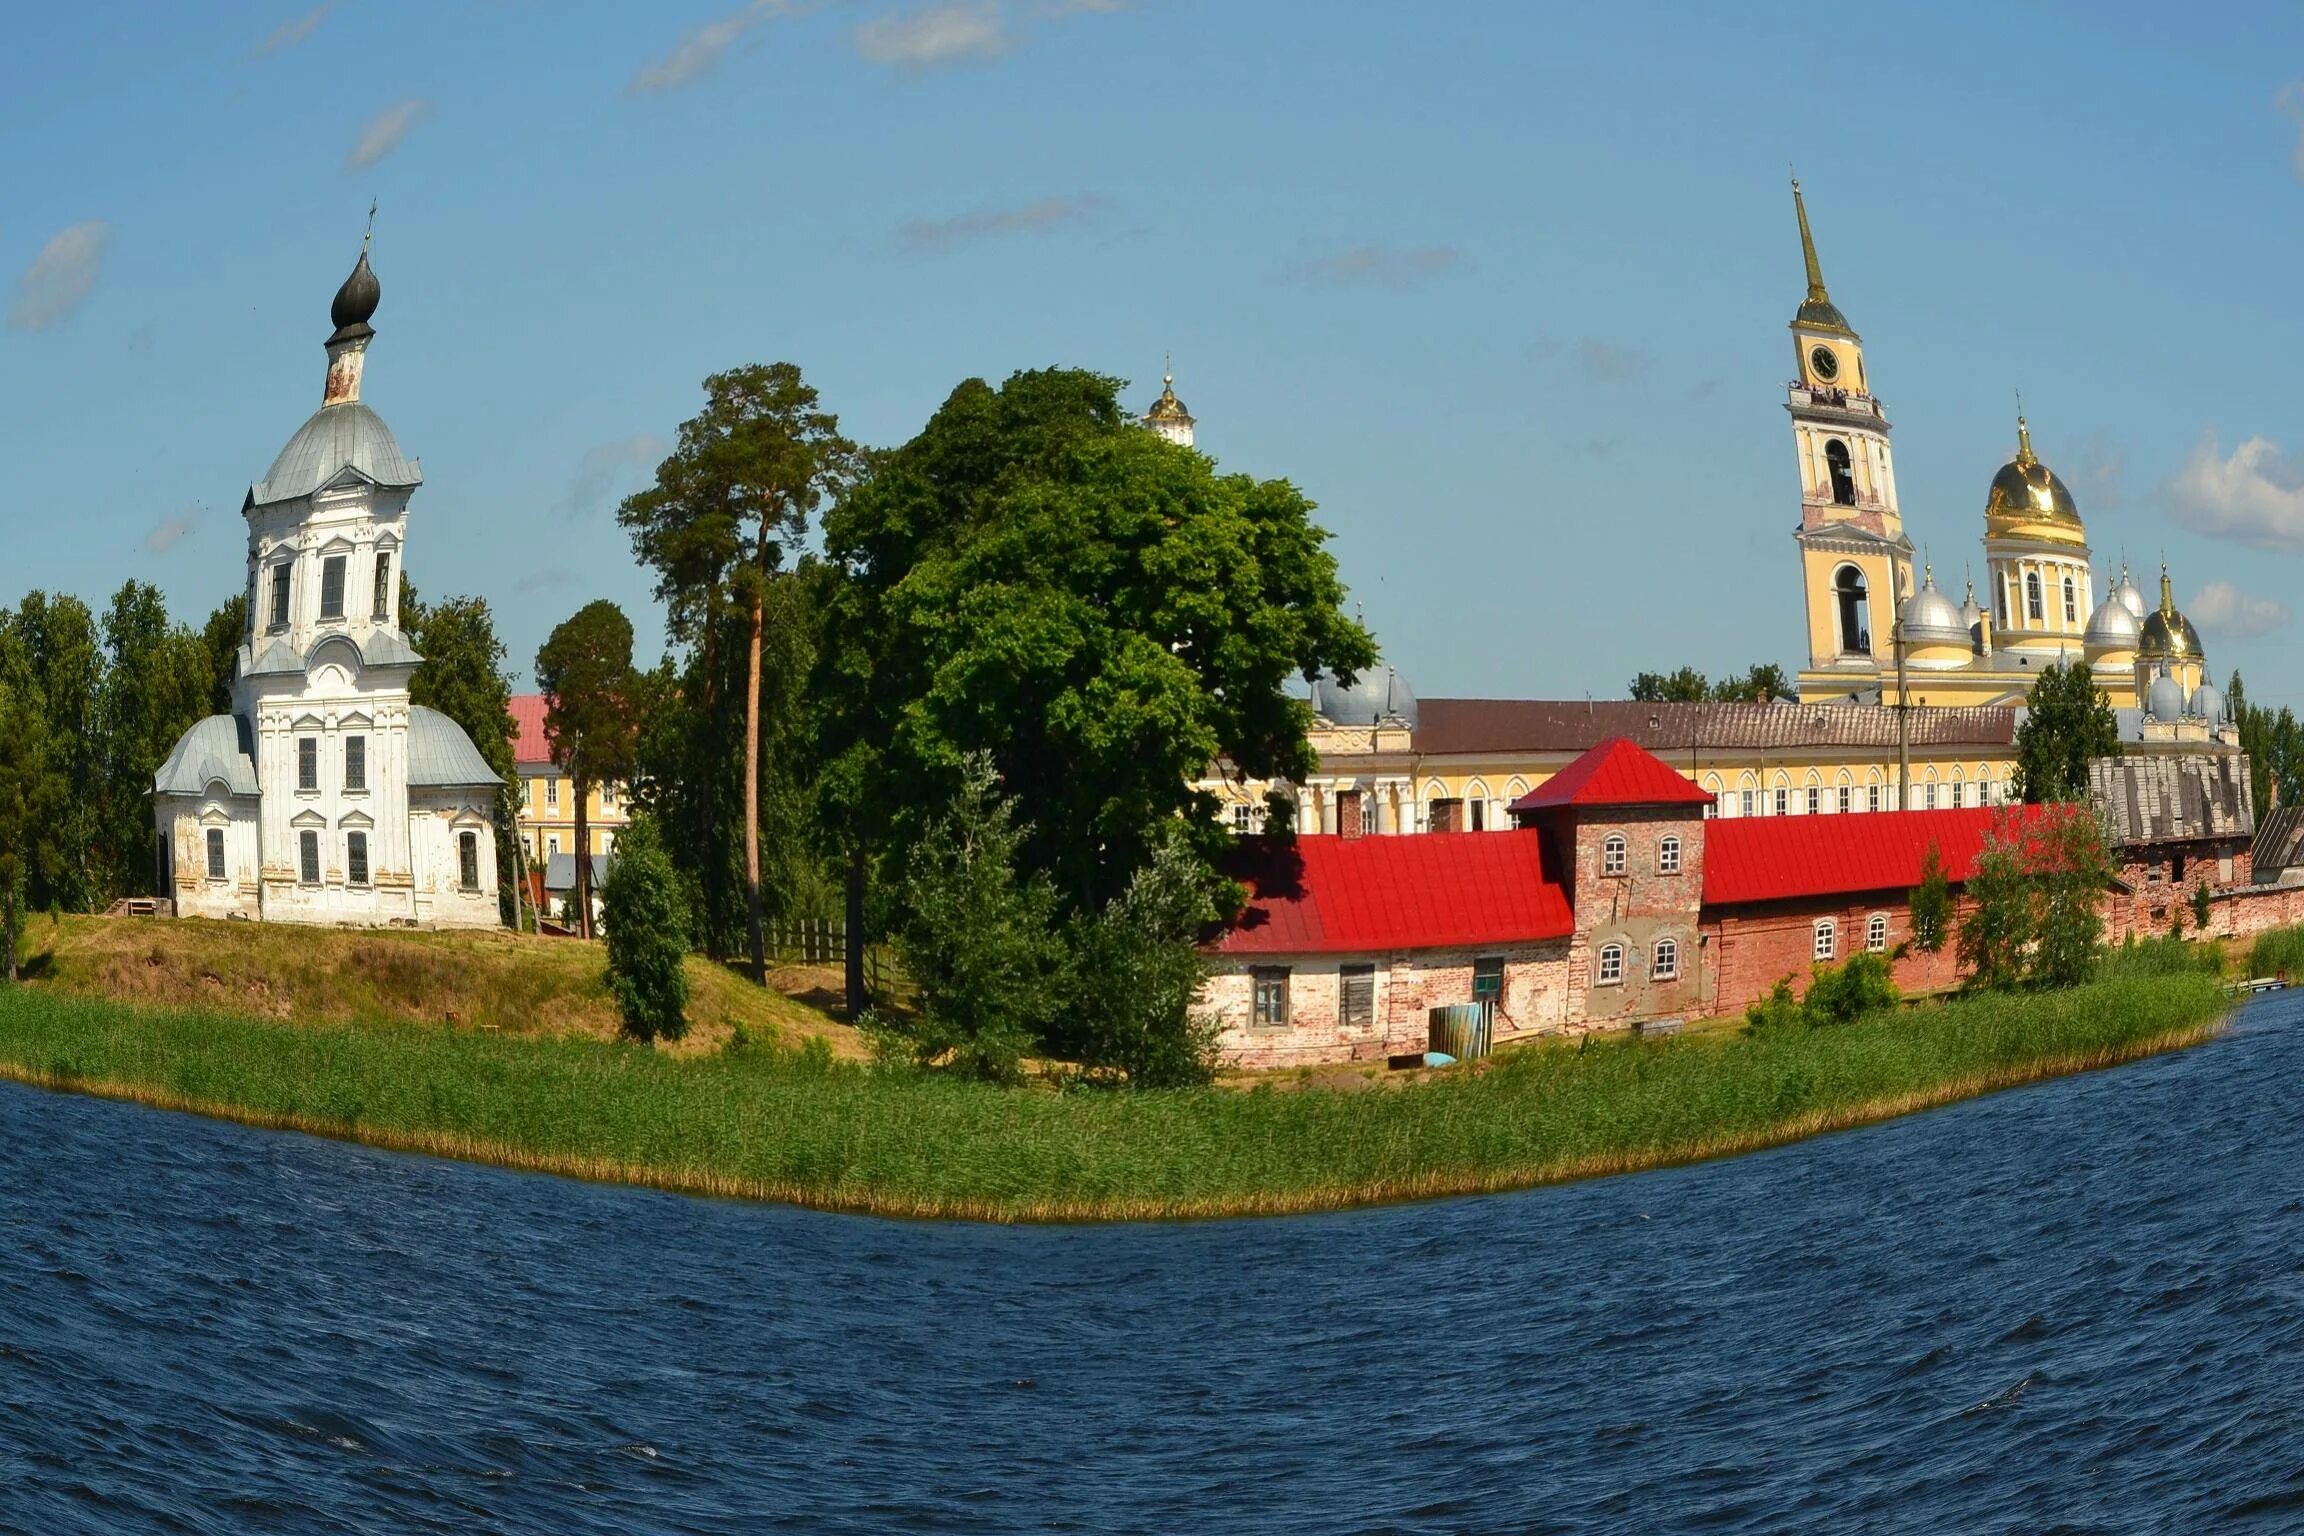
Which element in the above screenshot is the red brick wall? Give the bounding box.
[1565,807,1710,1024]
[1203,941,1574,1068]
[1704,892,1968,1014]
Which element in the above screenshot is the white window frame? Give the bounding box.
[1597,943,1625,986]
[1230,802,1253,834]
[346,830,370,889]
[1867,913,1888,953]
[1658,835,1681,875]
[298,829,321,886]
[1866,784,1881,813]
[1814,919,1837,962]
[1602,834,1627,876]
[1251,967,1291,1028]
[546,778,560,810]
[1774,788,1789,816]
[1806,787,1820,815]
[459,830,482,893]
[1740,789,1755,818]
[319,554,348,621]
[1837,786,1851,814]
[205,827,226,882]
[1652,937,1679,981]
[344,735,366,793]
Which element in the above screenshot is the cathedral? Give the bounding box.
[1785,180,2226,741]
[151,242,504,925]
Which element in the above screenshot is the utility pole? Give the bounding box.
[1893,606,1911,810]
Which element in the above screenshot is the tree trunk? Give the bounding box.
[744,587,766,985]
[574,770,592,940]
[844,843,867,1018]
[699,593,723,961]
[4,884,16,983]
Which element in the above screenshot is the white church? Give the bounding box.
[152,242,503,926]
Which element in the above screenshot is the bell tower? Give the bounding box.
[1786,177,1913,682]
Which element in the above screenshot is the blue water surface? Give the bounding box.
[2,993,2301,1534]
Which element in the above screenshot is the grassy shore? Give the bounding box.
[0,969,2231,1221]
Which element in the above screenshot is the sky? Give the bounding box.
[6,0,2304,704]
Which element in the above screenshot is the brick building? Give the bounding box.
[1203,736,2294,1068]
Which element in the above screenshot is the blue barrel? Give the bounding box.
[1428,1003,1491,1062]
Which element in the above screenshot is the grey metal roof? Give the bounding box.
[2088,752,2254,847]
[543,852,613,893]
[2254,806,2304,884]
[248,401,420,508]
[362,629,421,667]
[1408,699,2018,758]
[153,714,258,797]
[241,627,422,680]
[408,706,502,788]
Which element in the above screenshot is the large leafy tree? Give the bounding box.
[96,581,213,897]
[2011,659,2120,803]
[2230,670,2303,824]
[405,588,520,923]
[535,600,639,940]
[201,594,247,715]
[1629,663,1789,703]
[0,627,67,978]
[5,592,102,911]
[816,366,1374,1006]
[619,364,858,984]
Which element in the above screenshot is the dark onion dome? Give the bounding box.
[2137,566,2204,661]
[330,247,380,343]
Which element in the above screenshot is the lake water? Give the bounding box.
[2,994,2300,1533]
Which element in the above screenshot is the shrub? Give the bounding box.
[1803,951,1901,1025]
[2191,881,2212,934]
[1057,827,1224,1088]
[1743,978,1806,1034]
[1909,842,1951,954]
[599,817,690,1041]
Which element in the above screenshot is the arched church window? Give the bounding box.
[1824,440,1857,506]
[1833,566,1870,655]
[2061,575,2077,627]
[2026,570,2044,623]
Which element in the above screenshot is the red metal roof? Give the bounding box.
[1509,737,1714,812]
[1701,804,2054,905]
[1216,833,1574,955]
[510,693,551,767]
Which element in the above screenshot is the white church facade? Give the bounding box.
[153,242,503,927]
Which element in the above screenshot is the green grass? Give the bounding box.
[2249,924,2304,980]
[0,972,2230,1221]
[2096,932,2228,981]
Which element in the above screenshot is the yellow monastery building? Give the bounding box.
[1192,182,2239,835]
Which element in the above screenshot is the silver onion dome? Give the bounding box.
[1899,570,1970,645]
[2084,594,2142,650]
[1311,664,1418,728]
[2146,673,2186,723]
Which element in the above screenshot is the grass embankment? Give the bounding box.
[17,915,861,1058]
[0,967,2232,1222]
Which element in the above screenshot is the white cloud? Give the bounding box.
[145,512,197,554]
[346,99,431,171]
[856,3,1011,66]
[2166,430,2304,553]
[564,435,667,519]
[9,221,109,331]
[2188,580,2291,638]
[1277,244,1464,290]
[628,0,799,94]
[252,4,329,57]
[893,193,1107,254]
[1576,337,1650,384]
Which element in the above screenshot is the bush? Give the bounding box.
[1909,843,1951,954]
[1803,951,1901,1025]
[1056,828,1224,1088]
[599,817,690,1041]
[1743,978,1806,1034]
[2191,881,2213,934]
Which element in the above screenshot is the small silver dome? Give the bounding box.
[250,401,421,508]
[2113,570,2148,621]
[1899,572,1970,645]
[1312,664,1417,728]
[2084,594,2142,649]
[2146,673,2186,723]
[2189,683,2225,725]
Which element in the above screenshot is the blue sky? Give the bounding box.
[6,0,2304,704]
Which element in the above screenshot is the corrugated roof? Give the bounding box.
[153,714,258,797]
[2255,805,2304,882]
[510,693,551,766]
[1215,833,1574,955]
[408,706,502,788]
[2088,753,2253,847]
[1702,805,2054,906]
[1509,738,1712,811]
[1410,699,2018,757]
[248,401,421,508]
[544,852,613,893]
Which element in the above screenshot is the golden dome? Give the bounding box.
[2137,565,2204,661]
[1145,372,1192,423]
[1983,415,2086,546]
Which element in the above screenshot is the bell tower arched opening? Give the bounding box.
[1834,565,1870,656]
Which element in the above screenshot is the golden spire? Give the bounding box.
[1791,172,1828,304]
[2015,392,2037,468]
[2159,560,2175,616]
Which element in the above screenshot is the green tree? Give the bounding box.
[1801,951,1900,1024]
[0,629,67,979]
[884,755,1063,1083]
[1909,841,1951,953]
[1056,825,1225,1087]
[201,594,247,715]
[1627,663,1789,703]
[2010,660,2120,803]
[2230,670,2304,825]
[2028,806,2111,988]
[2190,877,2212,936]
[10,593,103,911]
[599,815,690,1041]
[1957,814,2034,991]
[407,592,520,923]
[96,581,214,898]
[816,367,1373,1003]
[1630,666,1711,702]
[619,364,859,985]
[535,601,639,940]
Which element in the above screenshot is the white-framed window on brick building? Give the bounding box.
[1814,919,1837,962]
[1339,964,1375,1029]
[1867,913,1889,953]
[1597,944,1625,986]
[1251,967,1291,1028]
[1652,937,1679,981]
[1602,834,1627,876]
[205,828,226,881]
[1658,835,1681,875]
